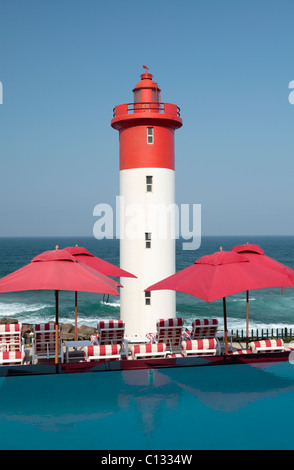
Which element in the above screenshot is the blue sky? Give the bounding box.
[0,0,293,237]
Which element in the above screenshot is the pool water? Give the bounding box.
[1,361,294,450]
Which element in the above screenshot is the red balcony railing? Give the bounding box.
[113,102,181,118]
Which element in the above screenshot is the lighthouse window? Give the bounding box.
[145,232,151,249]
[147,127,154,144]
[146,175,153,192]
[145,291,151,306]
[134,89,141,103]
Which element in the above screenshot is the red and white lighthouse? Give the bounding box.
[111,67,182,336]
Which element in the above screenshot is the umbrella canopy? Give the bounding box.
[146,249,294,354]
[231,243,294,276]
[64,245,135,340]
[64,246,136,278]
[0,247,122,363]
[231,243,294,344]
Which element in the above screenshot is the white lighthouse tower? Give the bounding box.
[111,67,183,336]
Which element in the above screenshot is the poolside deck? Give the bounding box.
[20,339,294,365]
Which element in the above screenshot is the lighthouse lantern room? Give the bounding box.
[111,67,183,336]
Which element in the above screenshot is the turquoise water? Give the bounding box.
[1,361,294,450]
[0,236,293,332]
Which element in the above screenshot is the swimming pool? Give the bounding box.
[1,360,294,450]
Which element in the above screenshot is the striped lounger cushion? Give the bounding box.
[249,339,285,353]
[34,323,61,353]
[0,323,23,351]
[191,319,218,339]
[95,320,125,345]
[182,339,217,356]
[0,324,22,333]
[90,335,99,345]
[84,344,121,361]
[228,350,251,355]
[147,318,184,348]
[131,343,166,360]
[167,353,185,358]
[97,320,124,329]
[34,323,61,331]
[0,350,24,365]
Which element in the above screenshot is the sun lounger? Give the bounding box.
[0,350,25,365]
[146,318,184,354]
[131,343,166,360]
[32,323,64,364]
[90,320,125,346]
[182,339,218,357]
[184,318,219,340]
[0,323,25,365]
[0,323,24,351]
[249,339,285,353]
[84,344,121,362]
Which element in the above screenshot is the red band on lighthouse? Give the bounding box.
[119,125,175,170]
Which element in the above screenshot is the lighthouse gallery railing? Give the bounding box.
[113,102,181,118]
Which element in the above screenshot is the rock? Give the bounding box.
[0,318,96,342]
[60,323,75,341]
[77,325,96,340]
[0,317,18,324]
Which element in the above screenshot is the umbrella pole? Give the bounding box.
[246,290,249,348]
[223,297,228,355]
[55,290,59,364]
[75,291,78,341]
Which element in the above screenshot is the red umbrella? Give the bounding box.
[64,245,136,340]
[64,246,136,278]
[0,247,122,363]
[146,248,294,354]
[231,243,294,345]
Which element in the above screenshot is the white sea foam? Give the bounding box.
[100,300,120,308]
[0,302,52,316]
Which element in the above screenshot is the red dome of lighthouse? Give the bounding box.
[132,70,161,103]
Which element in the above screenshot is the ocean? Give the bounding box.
[0,236,293,333]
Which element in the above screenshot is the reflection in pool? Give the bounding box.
[1,361,294,449]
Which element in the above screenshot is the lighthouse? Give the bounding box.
[111,67,182,336]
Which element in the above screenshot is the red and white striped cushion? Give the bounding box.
[97,320,124,329]
[228,349,251,355]
[146,332,156,343]
[0,338,21,351]
[131,343,166,359]
[0,323,22,333]
[156,318,183,348]
[191,319,218,339]
[249,339,285,353]
[167,353,185,358]
[157,318,184,327]
[33,323,61,353]
[96,320,125,345]
[182,338,217,356]
[0,350,24,364]
[34,323,61,332]
[84,344,121,361]
[90,334,99,345]
[0,324,23,352]
[146,319,184,349]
